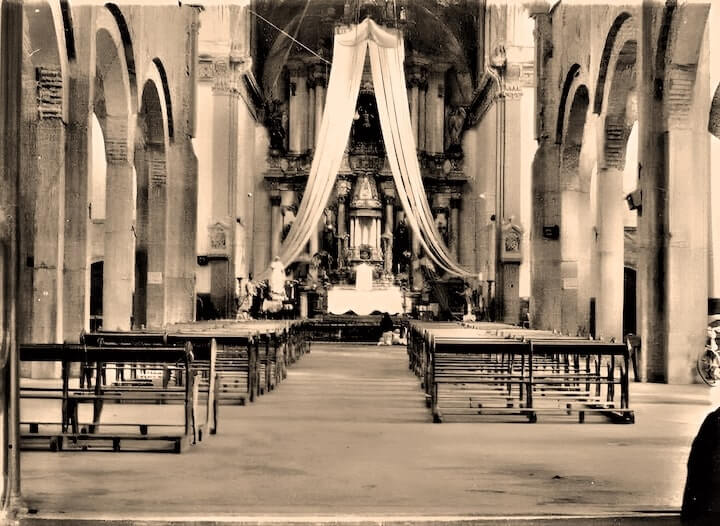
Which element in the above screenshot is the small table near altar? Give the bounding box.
[327,263,404,315]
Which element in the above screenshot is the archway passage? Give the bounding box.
[558,83,590,336]
[133,79,169,329]
[94,21,135,331]
[596,36,637,343]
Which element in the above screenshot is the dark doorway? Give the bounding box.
[133,250,148,329]
[90,261,103,331]
[623,267,637,336]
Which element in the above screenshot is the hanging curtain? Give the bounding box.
[268,18,473,279]
[270,25,369,271]
[366,19,472,277]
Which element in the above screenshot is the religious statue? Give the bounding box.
[269,257,287,299]
[434,212,449,246]
[352,102,380,143]
[267,100,288,153]
[236,276,257,320]
[447,107,466,152]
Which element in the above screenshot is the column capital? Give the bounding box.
[209,58,250,94]
[406,63,428,90]
[286,60,307,78]
[307,61,328,88]
[269,194,282,207]
[336,179,352,200]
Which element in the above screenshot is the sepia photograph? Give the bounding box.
[1,0,720,524]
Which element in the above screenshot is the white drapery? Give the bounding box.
[269,18,472,278]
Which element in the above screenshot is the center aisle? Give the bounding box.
[21,341,712,520]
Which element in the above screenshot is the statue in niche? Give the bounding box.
[446,107,466,153]
[393,216,411,274]
[435,212,449,246]
[352,98,381,144]
[267,99,288,153]
[322,207,337,259]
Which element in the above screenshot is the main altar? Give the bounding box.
[260,11,473,318]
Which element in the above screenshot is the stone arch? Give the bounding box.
[104,2,138,107]
[555,64,582,145]
[24,0,69,116]
[593,25,638,343]
[594,12,633,115]
[560,84,590,187]
[602,39,637,171]
[152,57,174,140]
[94,6,136,331]
[133,64,171,329]
[662,3,709,122]
[709,82,720,139]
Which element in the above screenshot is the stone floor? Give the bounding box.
[18,342,720,524]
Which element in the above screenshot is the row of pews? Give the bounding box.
[408,322,634,424]
[19,320,309,453]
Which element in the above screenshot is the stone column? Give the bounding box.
[145,146,168,329]
[426,64,449,154]
[450,197,461,259]
[637,6,710,383]
[209,59,239,318]
[408,70,420,145]
[596,167,624,341]
[384,195,395,273]
[418,74,428,151]
[336,180,350,266]
[64,5,94,342]
[530,141,562,331]
[270,194,282,260]
[103,115,135,331]
[22,65,66,349]
[312,63,327,146]
[307,83,315,152]
[287,61,308,154]
[2,0,24,503]
[500,75,526,325]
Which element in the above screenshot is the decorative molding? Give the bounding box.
[149,157,166,186]
[36,66,63,120]
[105,123,129,164]
[198,60,214,81]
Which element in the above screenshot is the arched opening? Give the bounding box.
[89,114,107,329]
[558,84,590,335]
[94,21,135,331]
[709,83,720,316]
[596,35,637,343]
[133,78,169,329]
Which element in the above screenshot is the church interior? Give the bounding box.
[3,0,720,523]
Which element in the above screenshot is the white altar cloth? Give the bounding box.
[327,285,404,315]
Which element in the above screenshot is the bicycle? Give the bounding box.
[697,327,720,386]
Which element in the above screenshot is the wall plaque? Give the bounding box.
[501,223,523,263]
[208,222,230,257]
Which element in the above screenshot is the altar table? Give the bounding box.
[327,285,404,315]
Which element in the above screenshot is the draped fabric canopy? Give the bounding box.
[268,18,473,279]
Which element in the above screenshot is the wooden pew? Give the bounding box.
[410,323,635,424]
[20,342,199,453]
[80,331,218,439]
